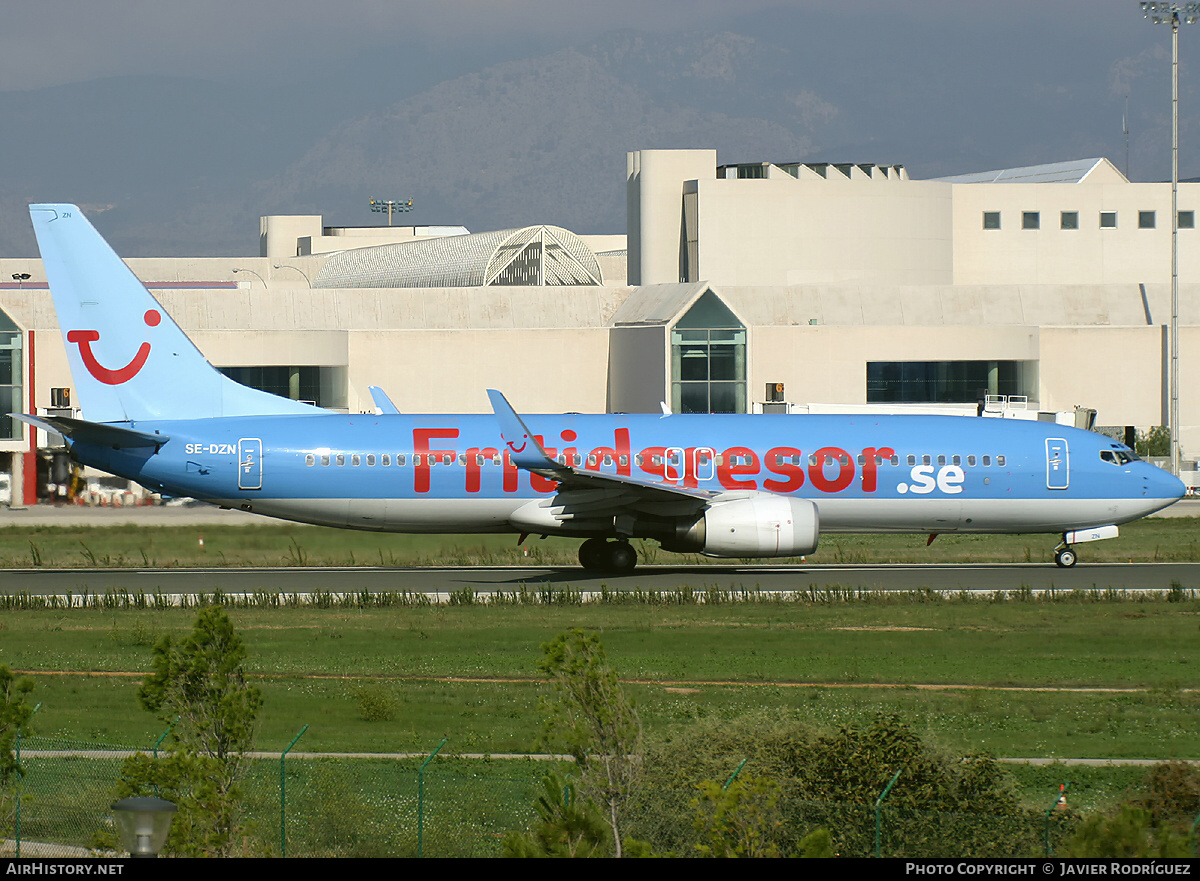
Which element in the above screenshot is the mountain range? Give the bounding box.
[0,19,1174,257]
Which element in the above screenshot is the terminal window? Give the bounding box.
[982,212,1000,230]
[867,361,1035,404]
[219,365,346,410]
[1139,211,1156,229]
[1100,211,1117,229]
[1022,212,1040,230]
[0,310,21,440]
[1180,211,1195,229]
[670,291,747,414]
[1060,211,1079,230]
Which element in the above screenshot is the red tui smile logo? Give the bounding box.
[67,309,161,385]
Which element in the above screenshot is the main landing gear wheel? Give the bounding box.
[1054,547,1077,568]
[577,539,638,574]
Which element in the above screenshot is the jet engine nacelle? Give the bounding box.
[662,493,819,558]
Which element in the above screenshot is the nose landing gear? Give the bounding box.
[1053,538,1077,568]
[578,538,638,574]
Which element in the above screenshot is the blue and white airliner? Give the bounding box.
[14,204,1185,572]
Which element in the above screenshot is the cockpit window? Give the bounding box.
[1102,446,1138,465]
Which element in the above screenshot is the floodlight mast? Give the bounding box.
[1140,2,1199,477]
[369,198,414,226]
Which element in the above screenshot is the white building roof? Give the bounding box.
[933,157,1126,185]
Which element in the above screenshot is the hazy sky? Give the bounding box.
[6,0,1200,254]
[6,0,1188,92]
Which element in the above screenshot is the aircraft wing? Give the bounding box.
[486,390,717,518]
[11,413,169,450]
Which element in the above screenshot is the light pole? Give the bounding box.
[232,268,266,288]
[370,198,414,226]
[1141,2,1200,476]
[273,264,312,288]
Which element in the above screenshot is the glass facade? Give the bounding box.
[218,366,345,409]
[670,292,746,414]
[0,310,22,440]
[867,360,1036,404]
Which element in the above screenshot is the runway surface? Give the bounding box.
[5,561,1199,597]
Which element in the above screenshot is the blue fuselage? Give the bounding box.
[73,412,1183,536]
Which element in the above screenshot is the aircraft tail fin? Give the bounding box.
[29,204,319,422]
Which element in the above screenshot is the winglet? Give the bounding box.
[368,386,400,415]
[485,389,560,472]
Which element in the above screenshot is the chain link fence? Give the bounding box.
[2,736,545,858]
[1,735,1097,858]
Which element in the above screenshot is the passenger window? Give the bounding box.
[305,454,315,466]
[967,455,976,466]
[952,455,961,466]
[937,455,946,466]
[382,454,391,466]
[367,454,376,466]
[321,455,330,466]
[982,455,991,466]
[352,455,360,466]
[922,455,931,466]
[397,454,406,466]
[907,455,916,466]
[336,454,345,466]
[997,455,1006,467]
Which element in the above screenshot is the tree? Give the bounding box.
[116,606,261,857]
[139,605,261,763]
[627,711,1040,857]
[0,665,35,786]
[1064,805,1192,858]
[1137,426,1171,458]
[503,771,612,858]
[693,775,785,858]
[538,629,641,858]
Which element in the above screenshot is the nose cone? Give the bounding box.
[1142,464,1187,513]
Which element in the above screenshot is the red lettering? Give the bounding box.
[763,446,805,492]
[531,436,558,492]
[860,446,895,493]
[718,446,759,490]
[808,446,854,493]
[465,446,498,493]
[503,450,519,493]
[586,427,633,477]
[639,446,668,481]
[560,429,577,469]
[682,446,713,488]
[413,428,459,493]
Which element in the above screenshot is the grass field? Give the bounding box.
[3,519,1198,832]
[2,516,1200,568]
[5,597,1198,769]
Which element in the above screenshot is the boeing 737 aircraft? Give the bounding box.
[15,204,1186,572]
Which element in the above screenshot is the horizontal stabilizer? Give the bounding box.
[11,413,168,450]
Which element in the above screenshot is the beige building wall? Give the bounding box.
[690,175,953,286]
[627,149,716,285]
[951,178,1200,286]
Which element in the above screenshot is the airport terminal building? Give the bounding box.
[1,148,1197,504]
